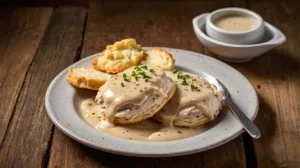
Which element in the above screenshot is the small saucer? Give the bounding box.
[192,13,286,62]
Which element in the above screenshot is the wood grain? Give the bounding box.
[203,1,300,167]
[247,1,300,167]
[0,7,87,167]
[0,8,52,145]
[48,1,247,168]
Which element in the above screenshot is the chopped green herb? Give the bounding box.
[123,73,130,82]
[191,84,197,90]
[141,65,148,69]
[121,82,125,87]
[134,66,142,71]
[182,80,188,85]
[182,74,189,80]
[173,69,182,74]
[143,75,150,79]
[135,76,139,81]
[145,78,149,82]
[131,71,137,76]
[150,69,155,73]
[138,71,146,76]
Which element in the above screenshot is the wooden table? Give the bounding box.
[0,1,299,167]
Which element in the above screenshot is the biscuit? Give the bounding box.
[92,38,145,74]
[154,71,222,127]
[95,66,176,125]
[67,67,112,90]
[140,47,175,71]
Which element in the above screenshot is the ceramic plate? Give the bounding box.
[45,47,258,157]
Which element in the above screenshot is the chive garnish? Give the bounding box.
[182,80,188,85]
[141,65,148,69]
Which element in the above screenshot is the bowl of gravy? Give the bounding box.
[206,8,264,45]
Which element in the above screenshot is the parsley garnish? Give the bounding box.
[173,69,182,74]
[123,73,129,82]
[141,65,148,69]
[150,69,155,73]
[182,80,188,86]
[121,82,125,87]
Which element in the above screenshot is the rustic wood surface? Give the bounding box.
[0,0,299,167]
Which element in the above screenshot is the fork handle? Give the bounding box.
[225,99,261,139]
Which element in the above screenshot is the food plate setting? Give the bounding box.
[45,7,286,157]
[45,43,259,157]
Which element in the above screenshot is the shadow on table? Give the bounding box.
[229,48,300,81]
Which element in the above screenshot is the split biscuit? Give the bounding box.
[67,67,112,90]
[141,47,175,71]
[92,38,145,74]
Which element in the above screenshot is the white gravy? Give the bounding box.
[214,15,257,32]
[81,98,204,142]
[157,72,217,127]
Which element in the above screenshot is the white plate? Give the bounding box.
[45,47,258,157]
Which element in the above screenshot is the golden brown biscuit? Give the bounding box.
[154,71,222,127]
[141,47,175,71]
[67,67,112,90]
[95,66,176,125]
[92,38,145,74]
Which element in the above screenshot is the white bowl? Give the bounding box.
[206,8,265,45]
[193,13,286,62]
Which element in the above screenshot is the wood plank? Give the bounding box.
[0,8,52,145]
[246,1,300,167]
[49,1,247,168]
[0,7,87,167]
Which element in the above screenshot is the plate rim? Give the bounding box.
[45,47,259,157]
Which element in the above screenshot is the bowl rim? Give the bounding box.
[206,7,264,35]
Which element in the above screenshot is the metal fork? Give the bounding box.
[216,79,261,139]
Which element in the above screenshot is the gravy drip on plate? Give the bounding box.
[95,66,167,126]
[214,15,258,32]
[158,71,217,126]
[81,98,204,142]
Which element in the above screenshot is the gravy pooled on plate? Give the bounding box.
[80,69,221,142]
[81,98,204,142]
[214,15,258,32]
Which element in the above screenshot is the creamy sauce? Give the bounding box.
[214,15,257,32]
[81,98,204,142]
[95,66,168,126]
[80,69,221,142]
[157,72,218,126]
